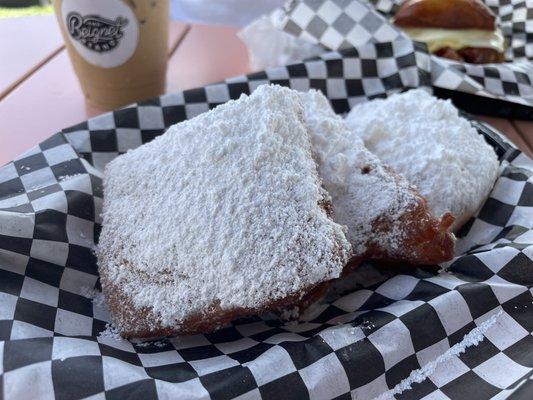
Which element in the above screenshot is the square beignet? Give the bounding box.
[98,85,352,338]
[301,90,455,265]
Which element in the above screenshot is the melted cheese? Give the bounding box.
[403,28,505,53]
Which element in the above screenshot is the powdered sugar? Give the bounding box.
[375,310,502,399]
[58,173,83,182]
[132,339,167,348]
[98,85,351,333]
[345,89,499,230]
[81,287,107,308]
[301,90,420,256]
[98,323,122,341]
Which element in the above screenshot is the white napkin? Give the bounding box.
[238,9,323,70]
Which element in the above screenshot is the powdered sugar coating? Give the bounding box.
[300,90,421,256]
[98,85,351,332]
[345,89,499,230]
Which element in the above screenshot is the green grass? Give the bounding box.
[0,5,53,18]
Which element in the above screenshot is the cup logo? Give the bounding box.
[61,0,139,68]
[67,12,129,53]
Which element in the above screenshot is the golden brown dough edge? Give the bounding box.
[360,166,456,266]
[394,0,496,31]
[99,270,333,338]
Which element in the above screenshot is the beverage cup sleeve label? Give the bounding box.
[61,0,139,68]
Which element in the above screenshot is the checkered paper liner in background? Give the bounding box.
[0,42,532,400]
[271,0,533,107]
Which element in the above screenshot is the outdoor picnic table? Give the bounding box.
[0,16,532,165]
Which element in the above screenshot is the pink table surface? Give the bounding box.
[0,16,63,99]
[0,18,531,165]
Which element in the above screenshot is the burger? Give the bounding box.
[393,0,505,63]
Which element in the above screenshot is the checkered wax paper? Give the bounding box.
[261,0,533,107]
[1,43,532,399]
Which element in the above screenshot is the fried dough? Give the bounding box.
[98,85,352,338]
[301,90,456,266]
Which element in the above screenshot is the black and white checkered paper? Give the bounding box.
[262,0,533,107]
[1,42,532,399]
